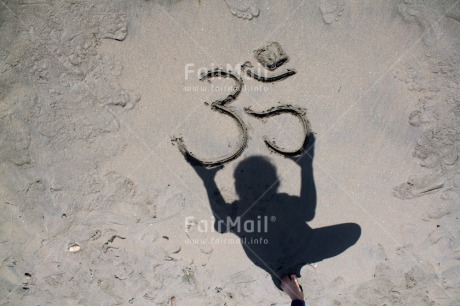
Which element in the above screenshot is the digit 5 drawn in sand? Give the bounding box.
[173,42,311,167]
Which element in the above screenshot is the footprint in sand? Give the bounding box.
[154,185,185,221]
[446,4,460,23]
[224,0,259,20]
[319,0,345,25]
[397,1,442,47]
[393,172,445,200]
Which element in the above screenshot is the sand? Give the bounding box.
[0,0,459,305]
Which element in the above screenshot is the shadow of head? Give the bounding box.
[234,156,280,203]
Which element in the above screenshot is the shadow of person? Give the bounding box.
[185,134,361,289]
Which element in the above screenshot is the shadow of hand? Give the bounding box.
[182,151,222,182]
[288,133,315,165]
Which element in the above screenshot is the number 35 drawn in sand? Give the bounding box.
[172,42,311,168]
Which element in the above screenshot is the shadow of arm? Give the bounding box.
[291,134,316,221]
[202,176,235,233]
[190,165,234,233]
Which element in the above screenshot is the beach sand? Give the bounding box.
[1,0,459,305]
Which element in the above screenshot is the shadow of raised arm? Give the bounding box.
[182,155,235,233]
[289,133,317,221]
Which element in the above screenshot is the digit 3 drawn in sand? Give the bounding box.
[245,105,311,156]
[173,68,309,166]
[173,42,311,167]
[172,68,249,168]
